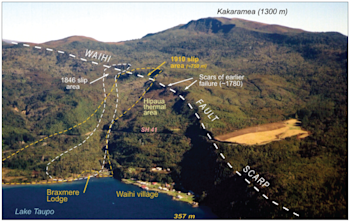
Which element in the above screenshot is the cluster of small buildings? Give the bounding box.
[141,185,149,190]
[130,178,198,206]
[150,167,171,172]
[134,179,195,202]
[158,186,169,191]
[137,181,147,185]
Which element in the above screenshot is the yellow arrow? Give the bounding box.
[83,176,90,193]
[148,61,166,76]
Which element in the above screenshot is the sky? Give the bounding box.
[2,2,348,43]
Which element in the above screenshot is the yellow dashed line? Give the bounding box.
[2,74,127,162]
[3,66,163,183]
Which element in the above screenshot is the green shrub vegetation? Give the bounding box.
[2,18,347,218]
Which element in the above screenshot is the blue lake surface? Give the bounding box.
[2,177,217,219]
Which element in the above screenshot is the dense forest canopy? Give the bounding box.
[2,17,347,218]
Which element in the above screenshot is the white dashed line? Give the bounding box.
[46,71,111,180]
[207,133,212,140]
[177,97,299,218]
[293,212,299,217]
[194,113,200,119]
[220,153,225,159]
[272,201,279,206]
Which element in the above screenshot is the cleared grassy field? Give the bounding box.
[215,119,309,145]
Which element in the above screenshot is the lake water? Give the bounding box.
[2,177,217,219]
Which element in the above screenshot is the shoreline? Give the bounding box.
[2,174,199,208]
[121,178,199,207]
[2,173,112,186]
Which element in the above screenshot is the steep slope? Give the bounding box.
[2,17,347,218]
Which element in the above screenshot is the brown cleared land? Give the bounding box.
[215,119,309,145]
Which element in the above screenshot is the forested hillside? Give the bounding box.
[2,17,347,218]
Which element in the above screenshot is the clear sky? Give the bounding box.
[2,2,348,43]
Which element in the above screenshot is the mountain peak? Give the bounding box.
[179,17,305,34]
